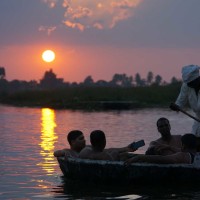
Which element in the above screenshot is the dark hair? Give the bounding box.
[90,130,106,148]
[156,117,170,127]
[181,133,197,149]
[67,130,83,145]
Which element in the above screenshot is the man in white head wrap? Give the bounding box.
[182,65,200,84]
[170,65,200,137]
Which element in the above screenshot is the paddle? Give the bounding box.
[170,102,200,123]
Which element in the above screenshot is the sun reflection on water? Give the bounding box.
[37,108,58,175]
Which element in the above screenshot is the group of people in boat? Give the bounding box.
[54,129,138,161]
[54,117,199,165]
[54,64,200,165]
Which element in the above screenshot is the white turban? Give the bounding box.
[182,65,200,83]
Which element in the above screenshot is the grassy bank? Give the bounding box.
[0,84,181,110]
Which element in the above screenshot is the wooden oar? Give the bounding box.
[178,107,200,123]
[170,103,200,123]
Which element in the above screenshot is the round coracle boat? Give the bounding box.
[57,157,200,184]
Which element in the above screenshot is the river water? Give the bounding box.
[0,104,199,200]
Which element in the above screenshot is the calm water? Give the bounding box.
[0,104,199,200]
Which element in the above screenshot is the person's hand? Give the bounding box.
[128,142,138,152]
[169,102,180,111]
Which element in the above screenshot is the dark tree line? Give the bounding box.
[82,71,180,87]
[0,66,5,79]
[0,67,181,92]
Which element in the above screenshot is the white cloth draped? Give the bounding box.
[176,83,200,136]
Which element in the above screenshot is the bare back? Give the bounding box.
[79,146,113,161]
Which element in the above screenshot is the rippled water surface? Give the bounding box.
[0,104,199,200]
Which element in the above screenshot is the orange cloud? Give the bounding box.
[42,0,57,8]
[39,26,57,35]
[63,20,85,31]
[42,0,143,31]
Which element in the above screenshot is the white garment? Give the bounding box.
[175,83,200,137]
[182,65,200,83]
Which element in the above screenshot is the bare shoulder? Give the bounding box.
[53,148,69,157]
[65,149,79,158]
[79,146,92,158]
[149,138,162,145]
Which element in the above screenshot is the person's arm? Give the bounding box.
[125,153,191,165]
[154,144,181,154]
[124,155,174,165]
[145,141,160,155]
[105,147,130,154]
[53,149,68,157]
[105,141,142,154]
[105,143,139,160]
[164,146,181,153]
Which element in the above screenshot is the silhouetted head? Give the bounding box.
[67,130,86,152]
[90,130,106,152]
[181,133,197,151]
[157,117,171,138]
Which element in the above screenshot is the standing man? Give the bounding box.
[170,65,200,136]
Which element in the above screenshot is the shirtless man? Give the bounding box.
[54,130,86,158]
[79,130,138,161]
[79,130,112,160]
[145,118,182,155]
[125,134,197,165]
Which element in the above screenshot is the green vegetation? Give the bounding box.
[0,83,181,110]
[0,67,182,110]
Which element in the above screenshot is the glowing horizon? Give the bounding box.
[1,1,200,83]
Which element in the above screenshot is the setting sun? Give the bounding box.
[42,50,55,63]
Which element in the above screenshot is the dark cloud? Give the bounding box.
[0,0,64,45]
[1,0,200,48]
[127,0,200,48]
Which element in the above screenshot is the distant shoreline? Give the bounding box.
[0,100,167,111]
[0,84,181,110]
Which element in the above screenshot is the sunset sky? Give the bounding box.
[1,0,200,83]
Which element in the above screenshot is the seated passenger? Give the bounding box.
[125,133,197,165]
[79,130,113,160]
[145,117,182,155]
[79,130,139,161]
[53,130,86,158]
